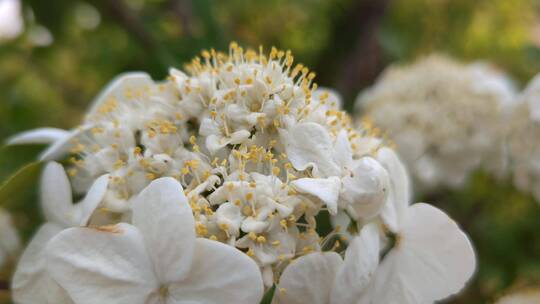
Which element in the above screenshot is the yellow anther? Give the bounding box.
[195,222,208,236]
[114,159,125,169]
[219,223,229,231]
[181,167,190,175]
[67,168,78,177]
[242,205,253,216]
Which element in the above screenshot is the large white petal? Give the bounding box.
[282,122,340,177]
[86,72,153,117]
[364,203,476,304]
[292,177,340,215]
[273,252,343,304]
[46,224,157,304]
[41,162,75,227]
[376,148,410,232]
[132,177,195,283]
[12,223,64,304]
[169,238,264,304]
[6,128,70,145]
[75,174,109,225]
[331,224,380,304]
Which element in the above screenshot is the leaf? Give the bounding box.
[0,162,43,210]
[260,285,276,304]
[0,144,43,181]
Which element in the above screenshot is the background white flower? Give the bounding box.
[0,208,20,267]
[46,177,264,304]
[507,73,540,203]
[356,55,516,193]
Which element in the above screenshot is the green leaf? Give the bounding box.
[260,284,276,304]
[0,162,43,210]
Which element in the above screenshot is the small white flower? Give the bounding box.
[12,162,108,304]
[45,177,264,304]
[0,0,24,40]
[495,288,540,304]
[0,208,20,267]
[283,122,389,218]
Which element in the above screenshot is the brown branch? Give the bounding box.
[167,0,194,37]
[96,0,159,51]
[315,0,392,110]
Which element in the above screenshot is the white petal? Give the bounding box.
[241,217,269,233]
[75,174,109,225]
[330,210,353,241]
[215,202,243,236]
[169,238,264,304]
[342,157,389,220]
[333,130,353,169]
[331,224,380,304]
[41,162,75,227]
[86,72,153,117]
[376,148,410,232]
[282,122,340,177]
[274,252,343,304]
[39,126,91,161]
[12,223,64,304]
[132,177,195,283]
[46,224,157,304]
[365,203,476,304]
[6,128,69,145]
[292,177,340,215]
[314,87,343,109]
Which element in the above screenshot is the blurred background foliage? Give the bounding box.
[1,0,540,303]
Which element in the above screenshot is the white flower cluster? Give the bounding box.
[507,74,540,202]
[8,44,476,303]
[356,55,516,193]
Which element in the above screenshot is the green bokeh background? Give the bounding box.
[1,0,540,303]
